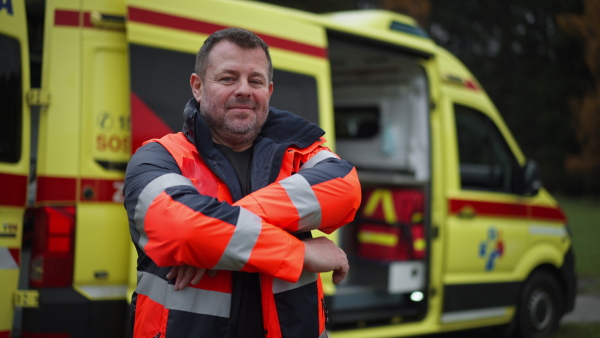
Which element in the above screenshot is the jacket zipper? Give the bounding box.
[322,297,329,324]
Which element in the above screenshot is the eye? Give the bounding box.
[249,78,265,86]
[220,76,235,83]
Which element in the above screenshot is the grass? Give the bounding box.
[555,195,600,293]
[555,195,600,337]
[556,323,600,337]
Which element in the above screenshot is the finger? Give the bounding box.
[191,268,206,285]
[166,266,179,280]
[338,247,348,263]
[332,267,348,285]
[178,265,197,290]
[174,265,188,291]
[332,259,349,285]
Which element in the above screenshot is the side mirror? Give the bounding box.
[521,159,542,196]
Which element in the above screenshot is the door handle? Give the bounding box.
[457,206,476,219]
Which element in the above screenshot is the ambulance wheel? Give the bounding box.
[515,270,562,338]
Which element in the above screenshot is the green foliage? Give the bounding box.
[557,323,600,337]
[556,195,600,277]
[427,0,591,194]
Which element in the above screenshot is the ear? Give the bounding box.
[268,81,274,98]
[190,73,202,102]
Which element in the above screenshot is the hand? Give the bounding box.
[166,265,206,291]
[303,237,349,285]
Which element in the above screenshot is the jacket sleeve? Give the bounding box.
[124,142,303,283]
[234,146,362,234]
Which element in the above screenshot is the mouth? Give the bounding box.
[228,105,253,110]
[226,98,256,112]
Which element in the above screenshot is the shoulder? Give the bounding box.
[126,141,181,179]
[260,107,325,147]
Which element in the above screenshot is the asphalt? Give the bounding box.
[561,294,600,323]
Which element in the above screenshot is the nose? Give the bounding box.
[234,79,252,98]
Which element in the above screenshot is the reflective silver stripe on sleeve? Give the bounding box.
[272,270,318,294]
[279,174,322,232]
[136,271,231,318]
[134,173,194,251]
[213,207,262,271]
[300,150,337,170]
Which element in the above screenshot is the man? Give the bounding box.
[124,27,361,338]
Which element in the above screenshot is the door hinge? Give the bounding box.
[431,225,439,239]
[27,89,51,107]
[90,11,126,31]
[14,290,40,308]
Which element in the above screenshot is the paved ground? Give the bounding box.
[562,294,600,323]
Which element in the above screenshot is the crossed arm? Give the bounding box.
[125,142,361,289]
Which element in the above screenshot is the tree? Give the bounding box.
[426,0,589,194]
[558,0,600,196]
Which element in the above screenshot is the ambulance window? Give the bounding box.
[269,70,319,125]
[129,44,319,131]
[455,105,518,193]
[334,107,380,139]
[0,35,22,163]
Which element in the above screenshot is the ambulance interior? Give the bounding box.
[327,35,431,328]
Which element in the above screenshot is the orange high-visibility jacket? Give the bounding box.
[124,99,361,338]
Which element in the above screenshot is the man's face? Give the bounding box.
[191,40,273,148]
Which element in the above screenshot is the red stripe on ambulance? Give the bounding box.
[36,176,124,203]
[449,199,567,223]
[131,92,174,153]
[127,6,328,59]
[54,9,93,28]
[36,176,77,202]
[0,173,27,207]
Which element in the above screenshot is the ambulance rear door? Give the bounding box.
[125,0,331,149]
[0,0,31,335]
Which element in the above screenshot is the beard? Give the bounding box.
[200,97,268,147]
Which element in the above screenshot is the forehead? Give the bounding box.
[207,41,269,75]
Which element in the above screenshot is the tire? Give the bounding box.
[514,270,563,338]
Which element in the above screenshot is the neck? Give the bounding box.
[211,134,254,152]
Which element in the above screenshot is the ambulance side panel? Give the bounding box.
[0,0,30,336]
[21,0,130,336]
[7,0,575,337]
[436,49,574,332]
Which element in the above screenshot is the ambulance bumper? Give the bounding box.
[559,246,577,314]
[20,287,128,338]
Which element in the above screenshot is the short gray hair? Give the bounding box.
[195,27,273,81]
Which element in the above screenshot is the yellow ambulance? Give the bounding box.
[1,0,575,337]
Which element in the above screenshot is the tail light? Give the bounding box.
[30,206,76,288]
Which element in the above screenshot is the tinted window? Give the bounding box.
[270,70,319,125]
[0,34,22,163]
[129,44,320,131]
[455,105,518,193]
[334,106,380,139]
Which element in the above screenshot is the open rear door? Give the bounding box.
[0,0,31,336]
[125,0,330,150]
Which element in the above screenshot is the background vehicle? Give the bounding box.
[1,0,575,337]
